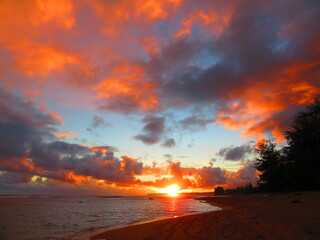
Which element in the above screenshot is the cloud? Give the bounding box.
[0,171,33,184]
[161,138,175,148]
[90,146,118,153]
[2,0,318,141]
[187,138,194,148]
[177,155,188,159]
[134,115,165,145]
[36,142,142,183]
[90,115,111,128]
[140,160,254,190]
[89,0,182,37]
[0,0,81,82]
[0,87,59,162]
[140,158,260,190]
[1,0,319,193]
[15,43,81,77]
[195,166,227,188]
[0,87,143,186]
[0,87,255,190]
[179,115,214,131]
[153,0,320,140]
[167,161,183,179]
[0,175,145,195]
[95,63,159,113]
[0,0,75,45]
[55,131,78,138]
[218,144,254,161]
[163,154,172,161]
[226,162,259,188]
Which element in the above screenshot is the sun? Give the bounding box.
[158,184,180,197]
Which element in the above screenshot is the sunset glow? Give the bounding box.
[158,184,180,197]
[0,0,319,196]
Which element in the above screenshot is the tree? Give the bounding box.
[254,140,286,191]
[284,97,320,189]
[254,97,320,191]
[214,186,224,195]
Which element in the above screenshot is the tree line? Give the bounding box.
[255,97,320,192]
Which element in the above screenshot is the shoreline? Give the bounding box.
[72,199,222,240]
[83,191,320,240]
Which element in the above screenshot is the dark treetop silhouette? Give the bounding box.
[255,97,320,191]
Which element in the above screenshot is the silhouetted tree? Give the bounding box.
[284,97,320,189]
[254,97,320,191]
[244,183,254,193]
[254,140,286,191]
[214,186,224,195]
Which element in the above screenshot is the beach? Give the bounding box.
[89,192,320,240]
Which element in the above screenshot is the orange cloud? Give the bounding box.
[215,56,320,142]
[90,147,110,154]
[0,154,43,175]
[216,92,287,142]
[12,42,81,77]
[35,0,75,29]
[0,0,79,80]
[174,14,196,39]
[135,0,182,20]
[22,89,42,99]
[55,131,78,138]
[217,88,319,142]
[0,0,75,44]
[60,171,93,184]
[139,37,160,56]
[95,63,159,111]
[174,8,233,38]
[19,154,39,174]
[89,0,182,37]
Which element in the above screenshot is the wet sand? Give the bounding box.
[89,192,320,240]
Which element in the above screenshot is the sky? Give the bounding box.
[0,0,319,195]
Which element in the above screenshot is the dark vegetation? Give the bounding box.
[255,97,320,192]
[214,184,259,195]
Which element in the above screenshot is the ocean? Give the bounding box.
[0,195,220,240]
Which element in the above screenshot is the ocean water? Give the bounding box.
[0,195,219,240]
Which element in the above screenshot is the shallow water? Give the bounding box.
[0,195,219,240]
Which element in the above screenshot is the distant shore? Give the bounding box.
[87,191,320,240]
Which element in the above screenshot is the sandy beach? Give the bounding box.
[89,192,320,240]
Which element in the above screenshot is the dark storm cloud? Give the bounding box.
[134,115,165,145]
[218,144,253,161]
